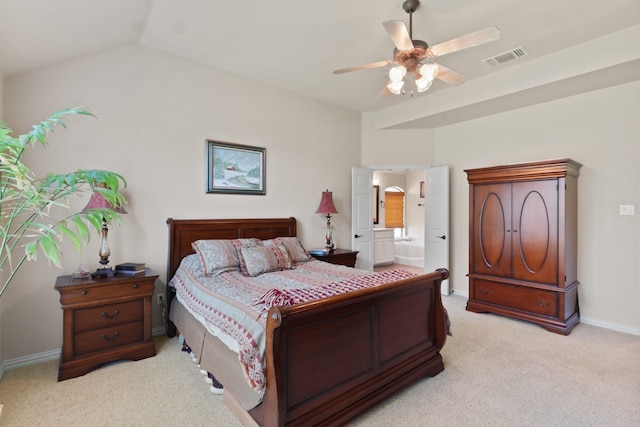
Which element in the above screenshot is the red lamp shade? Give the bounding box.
[84,190,126,213]
[315,190,338,215]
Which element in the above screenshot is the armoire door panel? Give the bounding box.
[512,180,559,284]
[473,184,511,276]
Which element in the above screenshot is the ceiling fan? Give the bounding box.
[333,0,500,96]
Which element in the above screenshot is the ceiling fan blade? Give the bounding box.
[333,60,392,75]
[429,26,500,57]
[380,82,393,97]
[434,64,466,86]
[383,20,414,51]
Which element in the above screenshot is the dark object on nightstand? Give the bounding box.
[310,248,358,268]
[54,269,158,381]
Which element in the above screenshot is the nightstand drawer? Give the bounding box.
[74,321,144,356]
[59,280,153,305]
[74,300,143,333]
[474,280,558,317]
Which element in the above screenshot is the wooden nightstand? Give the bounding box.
[54,269,158,381]
[310,248,359,268]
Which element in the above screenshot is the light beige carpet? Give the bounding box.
[1,294,639,426]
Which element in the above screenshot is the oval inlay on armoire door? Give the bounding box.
[479,192,507,268]
[518,190,550,273]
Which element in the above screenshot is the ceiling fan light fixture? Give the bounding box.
[419,63,438,82]
[387,80,405,95]
[388,65,407,82]
[415,77,432,92]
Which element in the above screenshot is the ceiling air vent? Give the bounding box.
[483,46,528,67]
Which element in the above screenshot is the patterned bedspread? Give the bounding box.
[169,255,416,395]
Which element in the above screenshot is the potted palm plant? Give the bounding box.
[0,108,127,298]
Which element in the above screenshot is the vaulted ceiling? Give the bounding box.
[1,0,639,119]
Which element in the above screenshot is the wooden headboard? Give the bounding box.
[166,217,297,281]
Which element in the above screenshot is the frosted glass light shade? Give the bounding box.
[387,80,404,95]
[415,78,433,92]
[419,63,439,82]
[388,65,407,82]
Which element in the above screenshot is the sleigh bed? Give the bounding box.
[166,217,449,426]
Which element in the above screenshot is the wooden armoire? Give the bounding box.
[465,159,581,335]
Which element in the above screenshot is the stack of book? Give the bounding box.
[115,263,146,275]
[308,248,330,256]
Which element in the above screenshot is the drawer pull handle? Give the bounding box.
[478,288,489,295]
[537,299,551,307]
[133,284,138,288]
[101,310,120,319]
[81,290,88,295]
[101,332,120,341]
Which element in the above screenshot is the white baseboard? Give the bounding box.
[448,288,469,298]
[3,348,60,373]
[153,326,167,337]
[580,316,640,336]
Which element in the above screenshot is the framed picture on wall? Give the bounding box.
[206,140,266,195]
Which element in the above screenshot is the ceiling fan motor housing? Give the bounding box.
[393,39,430,73]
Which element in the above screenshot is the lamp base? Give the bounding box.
[92,267,114,278]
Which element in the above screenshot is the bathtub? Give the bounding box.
[394,238,424,268]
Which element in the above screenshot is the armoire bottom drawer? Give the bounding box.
[74,321,144,357]
[474,280,558,317]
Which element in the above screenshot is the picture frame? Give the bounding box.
[373,185,379,224]
[206,140,266,195]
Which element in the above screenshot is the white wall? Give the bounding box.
[361,114,435,167]
[1,45,361,361]
[364,80,640,333]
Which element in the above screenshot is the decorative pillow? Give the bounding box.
[238,245,293,277]
[262,237,312,263]
[192,238,260,276]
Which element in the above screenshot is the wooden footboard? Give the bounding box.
[251,269,449,427]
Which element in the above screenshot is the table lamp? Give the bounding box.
[83,185,126,277]
[315,189,338,250]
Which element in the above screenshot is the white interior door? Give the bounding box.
[351,167,373,271]
[424,166,450,295]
